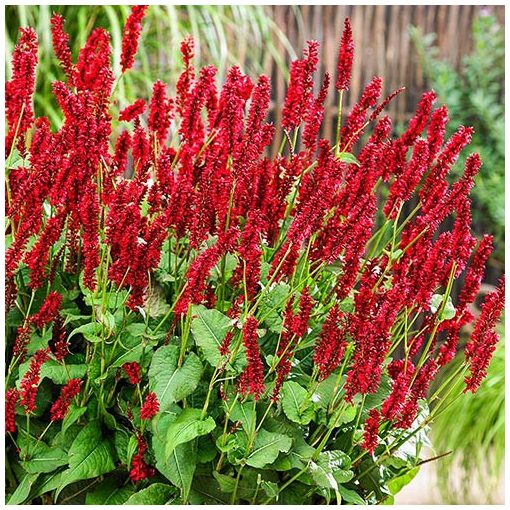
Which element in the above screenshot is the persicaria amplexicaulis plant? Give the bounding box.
[5,8,505,505]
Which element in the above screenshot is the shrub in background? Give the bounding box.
[5,7,505,505]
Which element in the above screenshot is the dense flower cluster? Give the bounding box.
[4,9,504,501]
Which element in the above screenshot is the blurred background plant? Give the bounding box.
[430,322,504,504]
[410,13,505,265]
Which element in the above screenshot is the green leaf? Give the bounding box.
[55,421,115,500]
[430,294,456,320]
[124,483,176,504]
[281,381,314,425]
[228,400,256,436]
[18,361,87,386]
[259,283,290,333]
[6,473,39,505]
[338,152,360,166]
[85,478,134,504]
[68,322,103,342]
[387,467,420,496]
[21,442,68,474]
[62,404,87,434]
[272,435,315,471]
[245,429,292,468]
[308,460,338,490]
[148,345,203,411]
[165,408,216,457]
[191,305,232,367]
[212,471,236,493]
[152,414,196,501]
[338,485,366,505]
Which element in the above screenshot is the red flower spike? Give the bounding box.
[30,291,63,329]
[313,305,347,380]
[19,349,50,413]
[336,18,354,92]
[282,40,320,131]
[129,436,155,482]
[140,392,159,420]
[119,99,146,122]
[50,14,75,84]
[148,80,174,145]
[123,362,142,385]
[362,409,380,454]
[464,277,505,392]
[5,27,38,155]
[238,316,265,400]
[50,379,82,421]
[120,5,149,73]
[5,388,19,434]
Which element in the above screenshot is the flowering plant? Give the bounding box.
[5,7,504,505]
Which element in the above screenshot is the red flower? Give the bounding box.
[5,27,38,155]
[30,291,63,329]
[140,392,159,420]
[5,388,19,434]
[51,316,69,361]
[50,14,75,84]
[19,349,50,413]
[282,40,320,131]
[123,362,142,385]
[362,409,380,454]
[238,316,265,399]
[120,6,149,73]
[464,277,505,392]
[119,99,146,122]
[335,18,354,92]
[148,80,174,145]
[50,379,82,421]
[129,436,155,482]
[313,305,347,380]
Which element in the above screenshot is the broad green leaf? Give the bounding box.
[62,404,87,434]
[55,421,115,500]
[387,466,420,495]
[6,473,39,505]
[228,400,256,436]
[245,429,292,468]
[124,483,176,504]
[312,374,341,410]
[21,442,68,474]
[67,322,103,342]
[148,345,202,410]
[281,381,314,425]
[152,413,196,501]
[308,460,338,490]
[430,294,456,320]
[85,478,134,504]
[272,435,315,471]
[109,342,145,370]
[165,408,216,457]
[191,305,232,367]
[18,360,87,386]
[212,471,236,493]
[338,485,366,505]
[338,151,360,166]
[144,282,171,318]
[259,283,290,333]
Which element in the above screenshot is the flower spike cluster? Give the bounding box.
[5,9,504,487]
